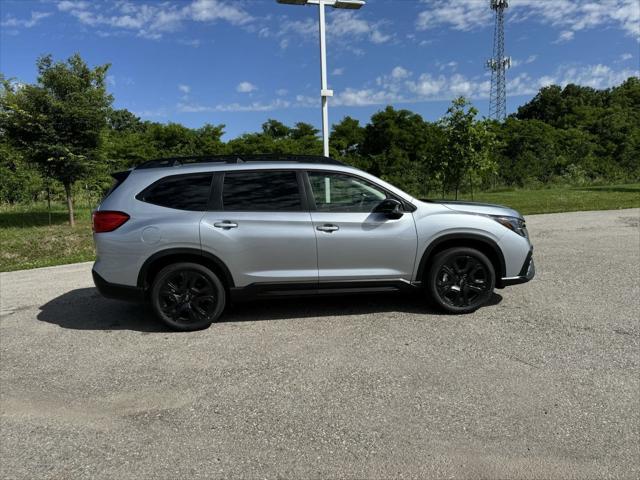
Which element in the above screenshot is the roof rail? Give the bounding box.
[134,154,345,170]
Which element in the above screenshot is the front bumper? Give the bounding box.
[499,249,535,287]
[92,269,144,302]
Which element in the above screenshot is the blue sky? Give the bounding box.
[1,0,638,139]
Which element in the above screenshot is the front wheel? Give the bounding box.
[151,262,226,331]
[426,247,495,314]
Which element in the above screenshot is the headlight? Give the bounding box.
[491,215,528,238]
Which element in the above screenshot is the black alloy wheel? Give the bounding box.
[151,263,225,331]
[427,247,495,313]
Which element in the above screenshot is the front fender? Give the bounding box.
[412,210,508,281]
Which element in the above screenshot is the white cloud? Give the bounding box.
[511,54,538,68]
[408,73,446,97]
[620,53,633,61]
[329,63,639,108]
[276,10,391,48]
[1,11,51,29]
[106,75,116,87]
[278,18,316,38]
[132,107,168,118]
[187,0,252,26]
[276,88,289,96]
[416,0,640,41]
[437,61,458,72]
[332,68,345,76]
[555,30,575,43]
[416,1,491,32]
[333,88,401,107]
[54,0,254,40]
[56,1,89,12]
[178,38,201,47]
[236,81,257,93]
[176,62,638,114]
[178,84,191,94]
[551,63,639,90]
[328,11,392,44]
[178,99,291,113]
[370,30,392,44]
[391,66,410,80]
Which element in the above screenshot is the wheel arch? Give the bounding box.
[137,248,235,292]
[416,233,506,284]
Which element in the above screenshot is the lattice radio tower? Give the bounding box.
[486,0,511,120]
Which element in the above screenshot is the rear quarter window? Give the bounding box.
[103,170,131,201]
[137,173,214,211]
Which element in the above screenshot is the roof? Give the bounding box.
[134,154,345,170]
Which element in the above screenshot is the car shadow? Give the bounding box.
[37,287,503,332]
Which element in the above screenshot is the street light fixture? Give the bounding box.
[277,0,366,157]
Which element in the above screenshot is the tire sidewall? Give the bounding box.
[427,247,495,314]
[151,262,226,331]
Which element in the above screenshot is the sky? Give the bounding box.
[1,0,639,140]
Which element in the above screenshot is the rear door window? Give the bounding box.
[222,171,302,211]
[138,174,213,211]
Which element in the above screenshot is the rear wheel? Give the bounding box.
[427,247,495,314]
[151,262,225,331]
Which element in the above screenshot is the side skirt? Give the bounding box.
[230,279,419,302]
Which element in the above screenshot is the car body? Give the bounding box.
[92,155,534,330]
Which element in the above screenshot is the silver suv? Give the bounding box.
[92,155,534,331]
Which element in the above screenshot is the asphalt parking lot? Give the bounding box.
[1,208,639,479]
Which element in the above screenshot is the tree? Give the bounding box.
[226,119,321,155]
[0,139,44,204]
[330,116,367,171]
[0,54,112,225]
[359,106,444,197]
[439,97,496,199]
[107,108,143,133]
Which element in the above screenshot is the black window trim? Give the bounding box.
[303,170,416,213]
[217,169,309,213]
[135,168,416,214]
[136,172,216,212]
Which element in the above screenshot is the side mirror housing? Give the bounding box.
[373,198,404,219]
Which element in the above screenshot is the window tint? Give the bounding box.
[223,171,302,211]
[139,174,213,211]
[308,172,387,213]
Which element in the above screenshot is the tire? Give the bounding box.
[150,262,226,331]
[426,247,495,314]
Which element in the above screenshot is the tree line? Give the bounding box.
[1,54,638,226]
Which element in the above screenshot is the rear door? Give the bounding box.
[200,170,317,287]
[306,171,418,282]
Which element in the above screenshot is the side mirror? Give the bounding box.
[373,198,404,219]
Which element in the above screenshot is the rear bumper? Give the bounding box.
[499,249,535,287]
[92,269,144,302]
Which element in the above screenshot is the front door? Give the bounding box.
[200,170,317,287]
[306,171,418,283]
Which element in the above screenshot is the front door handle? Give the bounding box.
[317,224,339,233]
[213,221,238,229]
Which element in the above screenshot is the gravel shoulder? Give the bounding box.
[1,209,639,479]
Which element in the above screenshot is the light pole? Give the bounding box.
[277,0,365,157]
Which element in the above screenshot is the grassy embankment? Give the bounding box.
[1,184,638,272]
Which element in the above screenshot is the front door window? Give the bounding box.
[308,172,387,213]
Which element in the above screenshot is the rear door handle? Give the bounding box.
[213,221,238,229]
[317,224,339,233]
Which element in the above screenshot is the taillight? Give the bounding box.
[92,211,130,233]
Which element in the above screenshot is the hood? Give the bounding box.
[423,199,522,219]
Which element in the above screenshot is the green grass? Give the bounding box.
[1,183,639,272]
[0,204,95,272]
[455,183,640,215]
